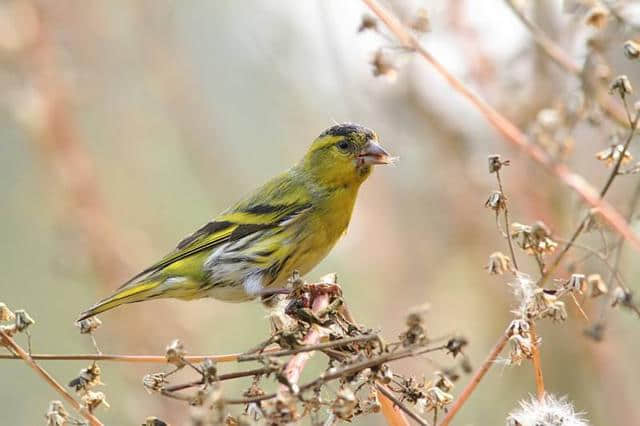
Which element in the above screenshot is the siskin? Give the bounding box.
[79,124,393,321]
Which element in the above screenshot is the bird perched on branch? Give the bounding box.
[78,123,393,321]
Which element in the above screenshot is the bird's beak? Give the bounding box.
[358,140,392,165]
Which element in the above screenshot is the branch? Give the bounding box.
[528,321,545,400]
[360,0,640,252]
[0,328,103,426]
[0,352,250,363]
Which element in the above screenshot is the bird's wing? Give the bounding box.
[117,174,313,289]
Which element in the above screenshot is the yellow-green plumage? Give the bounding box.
[78,123,392,321]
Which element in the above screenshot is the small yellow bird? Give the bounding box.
[79,123,392,321]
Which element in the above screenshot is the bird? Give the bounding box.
[78,123,393,321]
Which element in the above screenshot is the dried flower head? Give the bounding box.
[595,144,632,167]
[332,385,358,420]
[77,316,102,334]
[410,8,430,33]
[0,303,14,322]
[81,390,109,413]
[165,339,186,367]
[508,333,534,366]
[358,14,377,32]
[586,274,608,297]
[535,289,568,322]
[511,222,557,255]
[624,39,640,60]
[371,50,397,81]
[445,336,468,358]
[143,372,168,393]
[45,401,68,426]
[13,309,34,332]
[609,75,633,97]
[69,363,103,392]
[567,274,586,293]
[610,286,638,315]
[585,5,609,29]
[486,251,513,275]
[424,386,453,411]
[506,393,589,426]
[488,154,509,173]
[485,191,506,212]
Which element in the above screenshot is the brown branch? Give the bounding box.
[0,352,252,363]
[361,0,640,252]
[376,383,426,426]
[438,330,509,426]
[528,321,545,400]
[0,329,103,426]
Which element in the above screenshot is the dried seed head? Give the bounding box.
[332,385,357,420]
[377,364,394,384]
[0,303,14,322]
[624,40,640,60]
[485,191,506,212]
[371,50,397,81]
[445,336,468,357]
[45,401,68,426]
[430,371,454,392]
[567,274,587,293]
[609,75,633,97]
[535,290,568,322]
[585,5,609,29]
[507,393,589,426]
[508,333,534,366]
[165,339,186,367]
[358,14,377,32]
[69,363,103,392]
[77,316,102,334]
[586,274,608,297]
[595,144,633,167]
[410,8,430,33]
[507,319,530,337]
[512,222,557,256]
[144,417,168,426]
[143,373,168,393]
[201,358,218,383]
[81,390,109,412]
[611,286,635,311]
[488,154,509,173]
[486,251,513,275]
[14,309,34,332]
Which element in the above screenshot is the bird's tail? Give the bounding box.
[77,278,163,322]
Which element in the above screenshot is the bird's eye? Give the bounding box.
[337,140,352,152]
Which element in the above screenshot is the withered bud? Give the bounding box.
[485,251,513,275]
[165,339,186,367]
[69,363,103,392]
[332,385,357,420]
[377,364,394,384]
[587,274,608,297]
[410,8,430,33]
[143,373,168,393]
[507,319,529,337]
[596,144,633,167]
[567,273,587,293]
[45,401,68,426]
[445,336,468,357]
[144,417,168,426]
[485,190,506,212]
[508,333,533,366]
[406,303,429,327]
[426,386,453,409]
[431,371,454,392]
[81,390,109,412]
[371,50,397,81]
[624,40,640,60]
[77,316,102,334]
[0,303,14,322]
[609,75,633,97]
[201,358,218,383]
[585,5,609,29]
[14,309,34,332]
[488,154,510,173]
[536,290,567,322]
[358,14,377,32]
[611,286,634,309]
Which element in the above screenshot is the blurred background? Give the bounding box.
[1,0,640,424]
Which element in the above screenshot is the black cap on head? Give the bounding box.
[319,123,375,139]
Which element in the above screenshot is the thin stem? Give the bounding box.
[0,329,103,426]
[0,352,252,363]
[376,383,426,426]
[162,367,272,393]
[360,0,640,252]
[496,169,519,270]
[438,330,509,426]
[528,321,546,400]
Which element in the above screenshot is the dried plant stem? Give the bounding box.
[361,0,640,252]
[438,331,509,426]
[0,352,250,363]
[528,321,545,400]
[0,329,103,426]
[496,168,519,270]
[376,383,424,426]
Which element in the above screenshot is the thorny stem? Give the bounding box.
[437,330,509,426]
[528,321,546,400]
[496,168,519,270]
[0,328,103,426]
[375,383,427,426]
[360,0,640,252]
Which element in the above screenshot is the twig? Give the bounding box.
[438,330,509,426]
[162,367,272,393]
[0,328,103,426]
[528,321,545,400]
[0,352,256,363]
[360,0,640,252]
[376,383,427,426]
[496,167,519,270]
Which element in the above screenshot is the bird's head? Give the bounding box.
[301,123,394,189]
